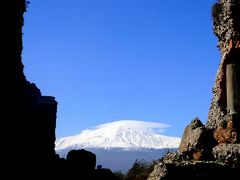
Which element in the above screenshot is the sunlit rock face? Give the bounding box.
[207,0,240,130]
[179,0,240,161]
[148,1,240,179]
[178,117,216,160]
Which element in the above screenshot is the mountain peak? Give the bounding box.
[96,120,170,132]
[55,120,181,150]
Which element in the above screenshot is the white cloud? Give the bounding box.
[94,120,170,134]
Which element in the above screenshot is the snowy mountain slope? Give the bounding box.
[55,120,181,172]
[55,120,180,150]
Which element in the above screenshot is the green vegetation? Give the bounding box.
[114,170,126,180]
[113,159,158,180]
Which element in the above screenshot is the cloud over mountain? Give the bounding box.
[56,120,179,150]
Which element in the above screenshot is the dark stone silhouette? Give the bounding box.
[4,1,119,179]
[58,149,119,179]
[67,149,96,171]
[94,168,120,180]
[3,0,57,164]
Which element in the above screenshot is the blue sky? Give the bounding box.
[22,0,219,138]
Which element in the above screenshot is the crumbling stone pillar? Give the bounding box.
[209,0,240,144]
[226,63,240,115]
[207,0,240,129]
[180,0,240,161]
[148,2,240,179]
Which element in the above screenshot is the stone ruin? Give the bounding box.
[148,0,240,179]
[3,0,57,163]
[5,0,240,179]
[4,1,119,179]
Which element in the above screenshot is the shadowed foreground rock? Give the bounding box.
[4,1,119,179]
[148,0,240,179]
[4,0,57,163]
[148,157,240,179]
[56,149,119,179]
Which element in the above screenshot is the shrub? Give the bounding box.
[125,159,156,180]
[114,170,126,180]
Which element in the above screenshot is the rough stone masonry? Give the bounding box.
[207,0,240,144]
[207,0,240,131]
[179,0,240,161]
[148,1,240,179]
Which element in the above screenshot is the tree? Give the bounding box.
[114,170,126,180]
[125,159,155,180]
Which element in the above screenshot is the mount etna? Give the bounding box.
[55,120,181,172]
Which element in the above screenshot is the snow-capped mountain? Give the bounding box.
[55,120,181,172]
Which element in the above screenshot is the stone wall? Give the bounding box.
[178,0,240,162]
[3,0,58,164]
[3,2,120,179]
[207,0,240,129]
[148,1,240,179]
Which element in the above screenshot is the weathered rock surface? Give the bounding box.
[148,158,240,180]
[214,118,240,143]
[148,0,240,179]
[213,143,240,166]
[207,0,240,129]
[179,117,216,160]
